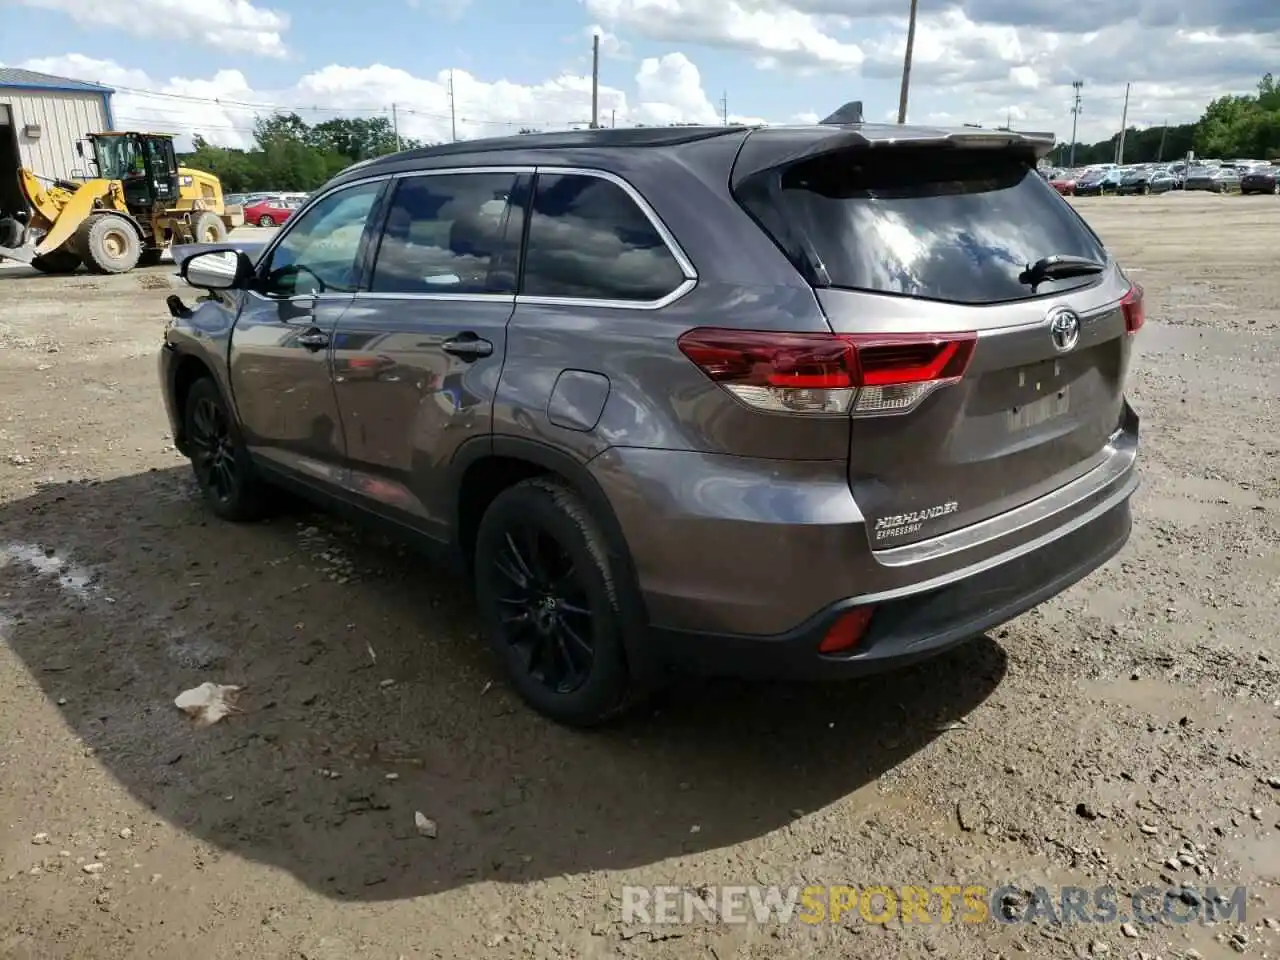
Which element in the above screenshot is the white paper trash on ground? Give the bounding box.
[174,683,241,726]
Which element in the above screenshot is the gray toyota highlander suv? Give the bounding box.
[159,114,1143,726]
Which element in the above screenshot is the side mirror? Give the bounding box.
[180,249,254,291]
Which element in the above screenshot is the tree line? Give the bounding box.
[178,72,1280,191]
[180,113,430,193]
[1052,72,1280,166]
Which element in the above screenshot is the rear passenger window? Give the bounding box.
[522,173,686,302]
[370,173,517,295]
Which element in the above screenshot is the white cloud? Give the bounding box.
[13,52,768,152]
[15,0,290,58]
[582,0,863,70]
[578,0,1279,142]
[634,53,716,124]
[587,24,631,58]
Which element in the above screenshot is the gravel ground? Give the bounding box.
[0,196,1277,960]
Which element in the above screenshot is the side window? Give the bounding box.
[369,172,518,295]
[522,173,687,302]
[260,181,382,297]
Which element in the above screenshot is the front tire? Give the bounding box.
[76,214,142,274]
[473,478,636,727]
[192,211,227,244]
[257,214,275,227]
[183,377,269,522]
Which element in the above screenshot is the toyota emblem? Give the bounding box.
[1047,307,1081,352]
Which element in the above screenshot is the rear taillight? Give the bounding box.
[676,328,976,416]
[1121,283,1144,335]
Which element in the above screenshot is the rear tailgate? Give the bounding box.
[733,134,1141,548]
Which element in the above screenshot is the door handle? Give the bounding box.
[442,333,493,360]
[296,328,329,351]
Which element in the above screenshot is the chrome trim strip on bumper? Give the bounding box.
[874,438,1134,568]
[855,469,1138,606]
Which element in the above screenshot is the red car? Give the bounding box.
[1050,171,1079,195]
[243,196,301,227]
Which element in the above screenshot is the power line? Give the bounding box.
[109,80,579,130]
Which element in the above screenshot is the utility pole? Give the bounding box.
[1068,80,1083,167]
[1157,121,1168,162]
[591,34,600,129]
[391,103,402,151]
[448,71,457,142]
[896,0,919,123]
[720,91,729,126]
[1115,81,1131,165]
[611,108,616,128]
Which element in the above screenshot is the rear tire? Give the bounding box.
[183,376,270,522]
[192,211,227,244]
[30,249,82,274]
[76,214,142,274]
[473,478,637,727]
[257,214,275,227]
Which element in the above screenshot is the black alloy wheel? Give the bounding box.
[190,392,237,507]
[473,478,636,726]
[183,377,269,521]
[490,521,595,694]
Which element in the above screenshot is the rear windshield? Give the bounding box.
[740,148,1108,305]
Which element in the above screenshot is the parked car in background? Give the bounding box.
[160,121,1143,725]
[1185,167,1240,193]
[1074,169,1124,196]
[1116,167,1178,195]
[243,195,302,227]
[1240,166,1279,194]
[1050,170,1079,195]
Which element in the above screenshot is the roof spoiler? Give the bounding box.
[819,101,863,125]
[730,126,1057,190]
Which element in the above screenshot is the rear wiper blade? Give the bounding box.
[1019,254,1105,291]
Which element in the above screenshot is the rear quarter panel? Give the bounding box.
[492,145,851,462]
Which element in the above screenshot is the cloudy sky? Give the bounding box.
[1,0,1276,149]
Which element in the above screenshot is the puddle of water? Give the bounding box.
[0,542,95,599]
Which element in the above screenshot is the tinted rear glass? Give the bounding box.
[743,148,1108,305]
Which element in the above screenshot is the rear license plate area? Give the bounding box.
[1008,383,1070,431]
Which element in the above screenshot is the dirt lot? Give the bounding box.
[1,195,1277,960]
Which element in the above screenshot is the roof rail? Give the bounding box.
[819,101,863,125]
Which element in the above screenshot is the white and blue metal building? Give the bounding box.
[0,67,115,182]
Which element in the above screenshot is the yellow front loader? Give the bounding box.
[0,131,243,275]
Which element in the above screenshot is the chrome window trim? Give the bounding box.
[351,292,517,304]
[391,165,535,178]
[266,163,698,311]
[518,165,697,311]
[249,175,392,303]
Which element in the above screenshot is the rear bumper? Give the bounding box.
[650,491,1132,680]
[592,401,1140,678]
